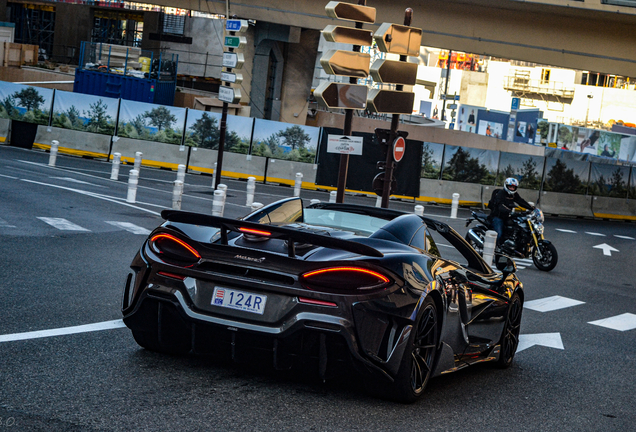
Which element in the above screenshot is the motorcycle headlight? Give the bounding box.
[533,222,544,235]
[533,208,544,223]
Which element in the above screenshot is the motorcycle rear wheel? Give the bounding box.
[532,242,558,271]
[465,233,483,255]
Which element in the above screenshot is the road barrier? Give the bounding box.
[212,190,225,216]
[246,177,256,207]
[110,152,121,180]
[133,151,143,172]
[294,173,303,197]
[111,138,188,170]
[48,140,59,167]
[329,191,337,203]
[539,191,594,217]
[414,205,424,216]
[172,180,184,210]
[591,196,636,220]
[32,126,111,158]
[217,184,228,215]
[126,169,139,203]
[450,193,460,218]
[176,164,186,183]
[483,230,497,265]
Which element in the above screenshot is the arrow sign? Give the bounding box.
[366,88,414,114]
[221,71,243,84]
[314,81,367,110]
[224,36,247,49]
[593,243,619,256]
[218,86,241,104]
[370,58,418,85]
[373,22,422,57]
[222,52,244,69]
[322,25,374,46]
[325,1,376,23]
[517,333,564,353]
[320,50,370,78]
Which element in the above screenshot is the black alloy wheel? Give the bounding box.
[496,292,522,368]
[532,242,558,272]
[390,297,439,403]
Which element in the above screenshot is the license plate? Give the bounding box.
[212,287,267,315]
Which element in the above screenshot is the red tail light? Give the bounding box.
[300,267,391,293]
[149,233,201,266]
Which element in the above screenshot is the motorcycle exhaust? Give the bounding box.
[467,230,484,247]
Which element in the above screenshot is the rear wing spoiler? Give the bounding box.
[161,210,384,258]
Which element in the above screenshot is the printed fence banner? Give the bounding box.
[542,157,590,195]
[117,99,186,145]
[589,163,630,198]
[535,119,549,145]
[184,109,253,154]
[618,135,636,162]
[457,105,481,133]
[52,90,118,135]
[441,145,498,185]
[476,109,509,140]
[420,142,445,179]
[496,152,545,190]
[0,80,53,125]
[513,110,541,144]
[251,118,319,163]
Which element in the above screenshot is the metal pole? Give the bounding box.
[216,3,232,190]
[441,50,452,124]
[381,8,412,209]
[335,0,366,204]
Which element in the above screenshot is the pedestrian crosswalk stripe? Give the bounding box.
[0,217,16,228]
[105,221,151,235]
[37,217,90,231]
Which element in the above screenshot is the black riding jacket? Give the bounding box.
[488,189,533,220]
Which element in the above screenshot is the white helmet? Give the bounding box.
[504,177,519,195]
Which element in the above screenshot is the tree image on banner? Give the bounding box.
[251,125,316,163]
[53,100,115,135]
[184,112,245,153]
[442,147,495,184]
[118,106,184,145]
[496,157,542,190]
[0,88,50,125]
[543,159,586,194]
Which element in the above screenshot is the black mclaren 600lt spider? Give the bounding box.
[122,198,524,402]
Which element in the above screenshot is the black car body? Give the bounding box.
[122,198,524,402]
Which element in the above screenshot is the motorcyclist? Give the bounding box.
[487,178,534,246]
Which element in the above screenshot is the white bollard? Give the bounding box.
[329,191,337,203]
[110,152,121,180]
[294,172,303,197]
[126,169,139,203]
[176,164,186,183]
[251,202,264,212]
[48,140,59,167]
[133,151,143,171]
[246,177,256,207]
[172,180,184,210]
[414,205,424,216]
[375,196,382,208]
[450,193,460,219]
[211,162,217,189]
[212,190,225,216]
[310,199,321,206]
[483,230,498,266]
[217,183,228,216]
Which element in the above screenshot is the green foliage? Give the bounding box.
[442,147,495,185]
[420,144,440,179]
[184,112,247,153]
[495,157,542,190]
[557,126,574,148]
[252,126,315,163]
[145,106,176,131]
[537,121,549,140]
[84,100,114,135]
[13,87,45,111]
[543,159,586,194]
[276,125,310,150]
[589,167,628,198]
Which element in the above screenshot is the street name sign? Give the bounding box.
[366,88,414,114]
[222,52,244,69]
[314,81,367,110]
[325,1,376,23]
[327,135,363,155]
[219,86,242,104]
[320,50,370,78]
[322,25,373,46]
[369,59,418,85]
[373,23,422,57]
[221,71,243,84]
[224,36,247,49]
[226,19,248,33]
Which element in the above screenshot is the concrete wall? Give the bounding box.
[591,196,636,221]
[111,138,188,169]
[0,118,10,144]
[32,126,111,158]
[419,179,483,205]
[188,148,267,180]
[266,158,317,186]
[538,191,594,217]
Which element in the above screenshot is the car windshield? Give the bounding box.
[303,208,388,237]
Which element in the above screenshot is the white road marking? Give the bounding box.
[593,243,619,256]
[517,333,564,353]
[524,295,585,312]
[614,235,635,240]
[105,221,151,235]
[585,232,606,236]
[0,320,126,343]
[50,176,103,187]
[555,229,577,233]
[588,313,636,332]
[37,217,90,231]
[0,173,19,179]
[0,217,16,228]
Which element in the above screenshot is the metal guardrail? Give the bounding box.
[503,76,575,99]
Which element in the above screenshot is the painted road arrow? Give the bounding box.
[593,243,619,256]
[517,332,564,353]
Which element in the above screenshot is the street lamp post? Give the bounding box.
[585,94,593,125]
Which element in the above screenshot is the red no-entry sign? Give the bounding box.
[393,136,405,162]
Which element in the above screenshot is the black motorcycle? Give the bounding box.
[465,208,558,272]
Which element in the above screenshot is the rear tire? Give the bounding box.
[532,242,558,272]
[387,297,439,403]
[465,232,484,255]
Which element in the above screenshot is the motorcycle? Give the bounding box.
[465,208,558,272]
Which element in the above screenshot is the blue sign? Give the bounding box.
[226,20,243,32]
[511,97,520,111]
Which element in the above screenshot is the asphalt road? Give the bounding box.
[1,145,635,431]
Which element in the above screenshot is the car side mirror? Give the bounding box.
[496,255,517,274]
